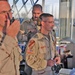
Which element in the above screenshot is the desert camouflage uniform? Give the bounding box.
[26,32,59,75]
[17,18,41,42]
[0,31,22,75]
[17,18,41,75]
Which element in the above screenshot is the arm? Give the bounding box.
[51,32,61,64]
[26,38,47,70]
[17,22,26,42]
[17,30,27,42]
[17,22,28,42]
[6,19,20,38]
[54,49,61,64]
[54,56,61,64]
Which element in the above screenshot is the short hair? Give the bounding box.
[39,13,53,20]
[33,4,42,11]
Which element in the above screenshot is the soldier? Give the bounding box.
[17,4,43,42]
[26,13,60,75]
[17,4,43,75]
[0,0,22,75]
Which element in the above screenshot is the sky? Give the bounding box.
[8,0,59,19]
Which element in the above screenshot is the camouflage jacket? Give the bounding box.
[0,32,22,75]
[26,32,59,70]
[17,18,41,42]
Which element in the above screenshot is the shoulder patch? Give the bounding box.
[28,40,35,49]
[27,49,34,54]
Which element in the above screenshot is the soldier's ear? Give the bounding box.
[37,18,41,26]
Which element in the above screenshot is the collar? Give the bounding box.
[37,32,51,40]
[0,31,4,39]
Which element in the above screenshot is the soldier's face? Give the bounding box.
[32,7,42,21]
[0,1,12,28]
[41,17,54,32]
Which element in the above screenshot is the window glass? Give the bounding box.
[59,0,71,39]
[71,0,75,43]
[44,0,59,37]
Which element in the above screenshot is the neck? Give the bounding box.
[41,28,50,35]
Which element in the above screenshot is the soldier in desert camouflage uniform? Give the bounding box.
[17,4,43,75]
[26,13,60,75]
[17,4,43,42]
[0,0,22,75]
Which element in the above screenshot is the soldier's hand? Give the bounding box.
[6,20,20,37]
[54,56,61,64]
[47,59,55,67]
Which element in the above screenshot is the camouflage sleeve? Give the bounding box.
[0,35,13,71]
[53,43,59,57]
[17,22,28,42]
[26,38,47,70]
[55,50,60,57]
[0,43,11,71]
[17,31,27,42]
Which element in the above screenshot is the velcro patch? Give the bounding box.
[27,49,34,54]
[41,46,46,49]
[28,40,35,49]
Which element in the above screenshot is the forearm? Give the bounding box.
[17,32,27,42]
[26,54,47,70]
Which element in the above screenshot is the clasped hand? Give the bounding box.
[6,19,20,37]
[47,56,61,67]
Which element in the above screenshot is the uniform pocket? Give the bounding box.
[1,57,13,73]
[38,41,46,54]
[39,46,46,53]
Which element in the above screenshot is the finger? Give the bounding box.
[6,19,10,29]
[11,20,20,27]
